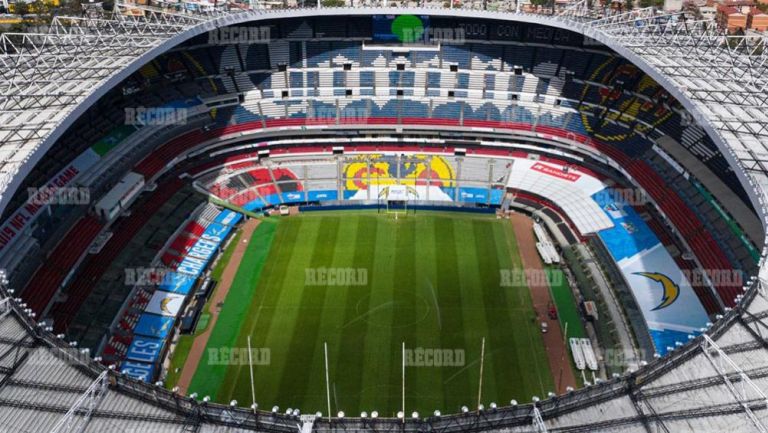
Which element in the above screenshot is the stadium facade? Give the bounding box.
[0,4,767,432]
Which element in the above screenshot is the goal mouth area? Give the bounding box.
[378,185,417,215]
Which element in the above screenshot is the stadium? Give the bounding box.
[0,2,767,432]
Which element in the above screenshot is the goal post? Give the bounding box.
[378,185,417,217]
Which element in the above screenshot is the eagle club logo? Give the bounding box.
[634,272,680,310]
[343,154,455,190]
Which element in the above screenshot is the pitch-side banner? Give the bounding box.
[120,360,156,382]
[134,313,176,339]
[618,244,709,333]
[214,209,242,227]
[159,272,196,296]
[595,189,709,354]
[0,149,101,258]
[506,158,608,196]
[144,291,186,317]
[347,185,453,201]
[125,336,165,364]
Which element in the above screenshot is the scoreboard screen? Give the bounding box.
[371,16,587,47]
[372,15,431,43]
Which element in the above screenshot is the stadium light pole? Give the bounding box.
[324,342,332,422]
[477,337,485,411]
[402,341,406,424]
[558,322,568,393]
[247,336,257,415]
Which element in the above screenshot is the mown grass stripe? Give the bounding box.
[229,216,310,405]
[358,216,398,414]
[220,220,301,401]
[206,211,557,415]
[274,216,341,408]
[434,216,473,413]
[188,219,278,399]
[332,216,377,413]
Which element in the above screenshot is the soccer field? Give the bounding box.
[186,211,553,416]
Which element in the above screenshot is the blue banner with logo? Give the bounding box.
[214,209,242,226]
[134,314,176,339]
[307,190,338,202]
[594,188,709,355]
[159,272,195,295]
[458,187,490,203]
[592,189,658,261]
[125,336,165,364]
[120,360,156,382]
[281,191,305,204]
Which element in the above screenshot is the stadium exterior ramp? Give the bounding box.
[1,4,768,433]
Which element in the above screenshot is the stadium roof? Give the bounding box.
[0,270,766,432]
[1,4,768,432]
[1,4,768,224]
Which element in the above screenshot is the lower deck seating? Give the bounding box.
[49,178,184,332]
[23,215,103,315]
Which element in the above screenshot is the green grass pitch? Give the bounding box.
[186,211,554,416]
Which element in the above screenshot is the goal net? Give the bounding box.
[378,185,417,217]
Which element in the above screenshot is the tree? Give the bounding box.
[56,0,85,17]
[13,1,29,16]
[638,0,662,8]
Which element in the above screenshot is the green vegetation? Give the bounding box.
[547,267,586,340]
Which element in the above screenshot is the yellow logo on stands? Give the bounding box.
[343,154,455,190]
[160,297,174,314]
[580,58,674,142]
[634,272,680,310]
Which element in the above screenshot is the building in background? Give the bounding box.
[718,3,747,31]
[747,5,768,29]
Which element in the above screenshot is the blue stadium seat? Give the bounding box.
[401,100,429,117]
[442,45,470,69]
[362,50,389,67]
[245,45,270,70]
[470,44,503,71]
[289,72,304,88]
[426,72,441,88]
[432,101,462,119]
[456,73,469,89]
[503,45,534,71]
[306,41,332,67]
